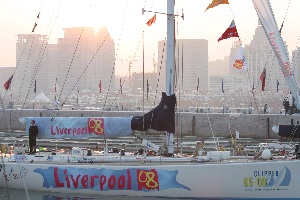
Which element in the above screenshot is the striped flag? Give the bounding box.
[146,14,156,26]
[4,75,13,90]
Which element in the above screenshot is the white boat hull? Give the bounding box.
[1,160,299,198]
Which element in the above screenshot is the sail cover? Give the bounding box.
[20,117,133,139]
[19,92,176,139]
[253,0,300,109]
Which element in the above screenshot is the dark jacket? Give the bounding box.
[29,125,38,138]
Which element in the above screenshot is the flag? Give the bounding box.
[34,80,36,93]
[277,79,279,92]
[222,78,224,93]
[99,80,102,93]
[146,14,156,26]
[197,78,199,91]
[4,75,13,90]
[218,20,239,42]
[232,45,248,71]
[32,23,37,32]
[120,78,122,94]
[260,68,266,91]
[147,79,149,100]
[54,78,57,92]
[205,0,229,11]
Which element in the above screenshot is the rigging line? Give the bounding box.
[3,1,45,100]
[279,0,292,33]
[104,2,157,114]
[15,5,44,101]
[106,29,143,113]
[60,34,110,107]
[17,34,39,105]
[58,1,96,102]
[0,148,10,199]
[101,0,129,110]
[132,34,167,147]
[22,1,63,109]
[57,27,85,103]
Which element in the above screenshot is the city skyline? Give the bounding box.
[1,0,300,76]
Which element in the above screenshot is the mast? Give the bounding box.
[165,0,175,156]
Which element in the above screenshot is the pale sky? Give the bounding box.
[0,0,300,76]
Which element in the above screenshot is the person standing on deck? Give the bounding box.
[29,120,38,154]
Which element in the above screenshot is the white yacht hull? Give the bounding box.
[1,160,299,199]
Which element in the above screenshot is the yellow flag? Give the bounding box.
[146,14,156,26]
[205,0,229,11]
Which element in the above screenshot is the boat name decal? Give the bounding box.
[243,167,291,190]
[0,166,28,181]
[268,33,291,77]
[50,118,104,136]
[34,167,191,192]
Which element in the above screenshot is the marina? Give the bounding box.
[1,0,300,199]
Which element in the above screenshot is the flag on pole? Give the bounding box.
[222,79,224,93]
[277,79,279,92]
[32,23,37,32]
[99,80,102,93]
[218,20,239,42]
[120,78,122,94]
[146,14,156,26]
[4,75,13,90]
[232,45,248,71]
[34,80,37,93]
[147,79,149,100]
[205,0,229,11]
[260,68,266,91]
[55,78,57,92]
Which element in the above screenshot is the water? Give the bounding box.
[0,188,188,200]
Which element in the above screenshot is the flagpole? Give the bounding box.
[55,78,57,103]
[142,30,145,113]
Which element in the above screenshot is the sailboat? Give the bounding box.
[1,0,300,198]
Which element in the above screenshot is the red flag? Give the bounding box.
[218,20,239,42]
[4,75,13,90]
[120,78,122,94]
[99,80,102,93]
[260,68,266,91]
[146,14,156,26]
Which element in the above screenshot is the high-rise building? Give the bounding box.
[292,47,300,85]
[14,34,49,99]
[56,27,115,97]
[157,39,208,92]
[14,27,115,102]
[244,20,287,92]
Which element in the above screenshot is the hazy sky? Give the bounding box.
[0,0,300,76]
